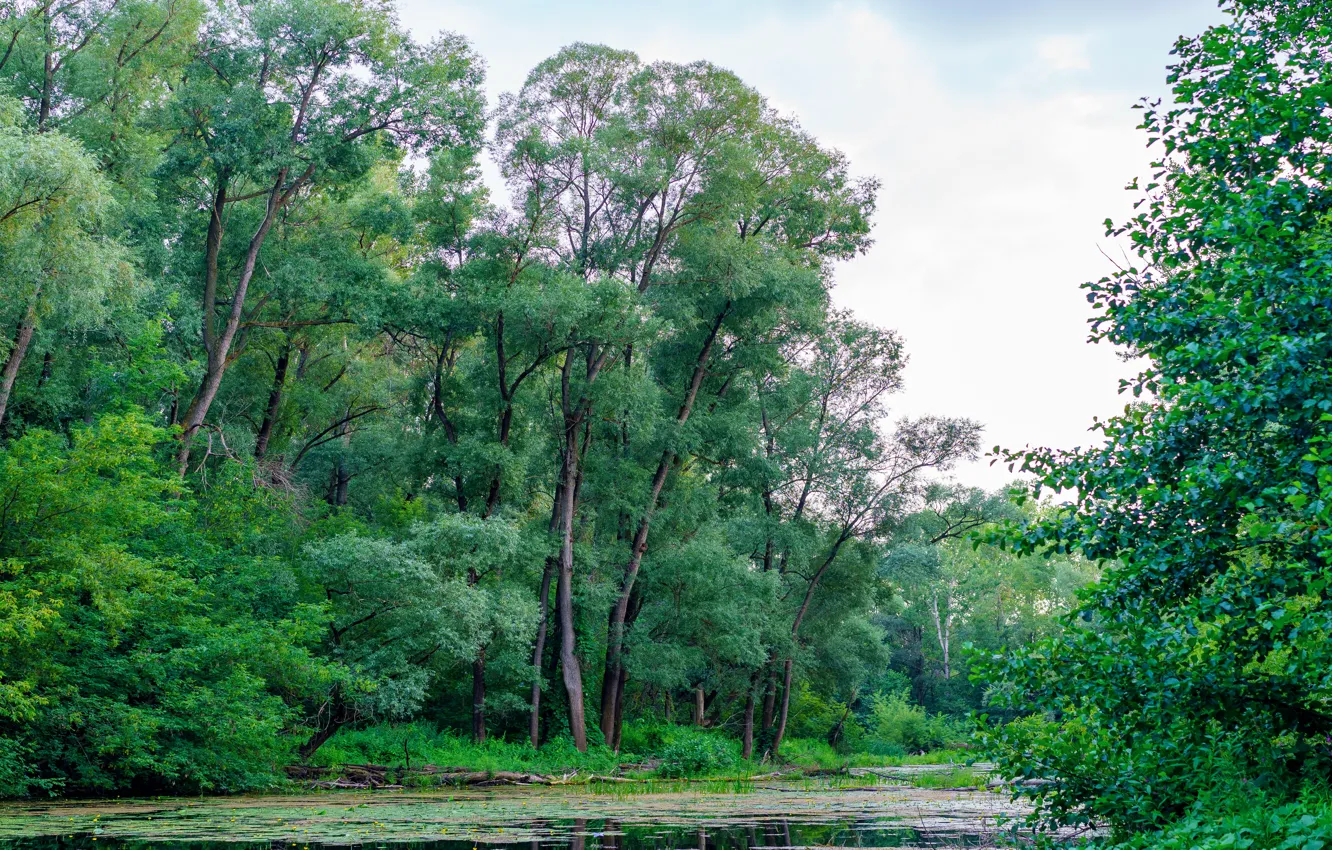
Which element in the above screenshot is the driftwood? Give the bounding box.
[287,760,903,790]
[287,763,554,788]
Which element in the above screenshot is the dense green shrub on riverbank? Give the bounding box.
[1102,791,1332,850]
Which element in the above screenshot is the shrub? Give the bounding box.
[657,728,740,778]
[864,690,959,753]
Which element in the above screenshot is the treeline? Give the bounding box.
[0,0,1086,796]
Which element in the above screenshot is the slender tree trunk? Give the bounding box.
[772,658,794,755]
[0,309,37,428]
[472,648,487,744]
[827,691,855,747]
[693,687,705,726]
[529,554,556,747]
[37,351,52,388]
[741,691,756,760]
[610,663,627,750]
[761,668,777,732]
[178,167,303,474]
[773,531,852,756]
[254,341,291,460]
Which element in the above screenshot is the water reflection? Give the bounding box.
[1,816,995,850]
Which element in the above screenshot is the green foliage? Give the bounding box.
[0,0,992,797]
[980,0,1332,835]
[863,691,960,754]
[656,728,742,778]
[309,722,625,776]
[0,413,337,795]
[1103,793,1332,850]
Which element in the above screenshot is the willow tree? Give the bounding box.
[160,0,484,473]
[0,99,133,428]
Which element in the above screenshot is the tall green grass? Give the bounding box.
[307,720,973,783]
[308,722,625,775]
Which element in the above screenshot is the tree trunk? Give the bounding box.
[327,456,350,506]
[299,683,353,760]
[931,589,952,679]
[693,686,705,726]
[761,668,777,732]
[37,351,52,388]
[772,657,794,756]
[254,341,291,460]
[610,663,627,750]
[0,310,37,428]
[555,417,587,751]
[529,554,555,748]
[741,691,756,760]
[178,167,301,475]
[773,532,852,756]
[472,648,487,744]
[827,691,855,747]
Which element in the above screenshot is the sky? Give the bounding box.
[396,0,1227,490]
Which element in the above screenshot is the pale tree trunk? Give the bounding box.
[693,687,705,726]
[930,587,953,679]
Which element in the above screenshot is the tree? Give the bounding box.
[982,0,1332,832]
[0,97,133,429]
[159,0,484,472]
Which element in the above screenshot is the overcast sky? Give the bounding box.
[397,0,1226,490]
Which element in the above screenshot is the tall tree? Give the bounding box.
[160,0,484,472]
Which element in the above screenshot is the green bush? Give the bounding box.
[1105,797,1332,850]
[864,690,959,753]
[657,728,740,778]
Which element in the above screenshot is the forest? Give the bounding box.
[0,0,1329,847]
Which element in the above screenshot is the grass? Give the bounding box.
[779,736,974,769]
[305,722,977,788]
[894,767,984,790]
[309,722,627,775]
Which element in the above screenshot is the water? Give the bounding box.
[0,785,1022,850]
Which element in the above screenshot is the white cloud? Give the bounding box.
[1036,34,1092,72]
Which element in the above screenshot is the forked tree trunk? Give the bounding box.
[254,341,291,460]
[599,305,728,745]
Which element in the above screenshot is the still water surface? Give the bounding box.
[0,785,1020,850]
